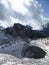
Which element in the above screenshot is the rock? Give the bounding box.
[4,23,45,39]
[13,23,26,37]
[22,44,46,59]
[5,27,14,35]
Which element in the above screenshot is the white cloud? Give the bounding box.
[0,0,49,30]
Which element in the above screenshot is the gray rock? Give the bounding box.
[22,44,46,59]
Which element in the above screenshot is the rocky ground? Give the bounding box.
[0,30,49,65]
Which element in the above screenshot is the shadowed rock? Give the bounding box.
[4,23,46,39]
[22,44,46,59]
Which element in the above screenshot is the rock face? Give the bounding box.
[4,23,45,39]
[22,44,46,59]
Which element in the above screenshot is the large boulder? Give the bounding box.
[22,44,46,59]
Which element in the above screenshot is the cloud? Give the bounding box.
[0,0,49,30]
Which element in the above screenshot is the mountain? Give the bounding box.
[0,28,47,59]
[4,23,46,39]
[38,23,49,37]
[0,23,49,65]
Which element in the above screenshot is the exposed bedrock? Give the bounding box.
[22,44,46,59]
[4,23,45,39]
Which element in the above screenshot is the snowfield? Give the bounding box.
[0,30,49,65]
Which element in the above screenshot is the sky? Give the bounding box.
[37,0,49,18]
[0,0,49,30]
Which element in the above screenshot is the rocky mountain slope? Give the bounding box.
[0,23,49,65]
[4,23,46,39]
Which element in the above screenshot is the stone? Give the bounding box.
[4,23,46,39]
[22,44,46,59]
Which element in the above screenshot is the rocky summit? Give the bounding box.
[4,23,46,39]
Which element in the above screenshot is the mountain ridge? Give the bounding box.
[4,23,46,39]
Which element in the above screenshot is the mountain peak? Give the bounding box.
[4,23,45,39]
